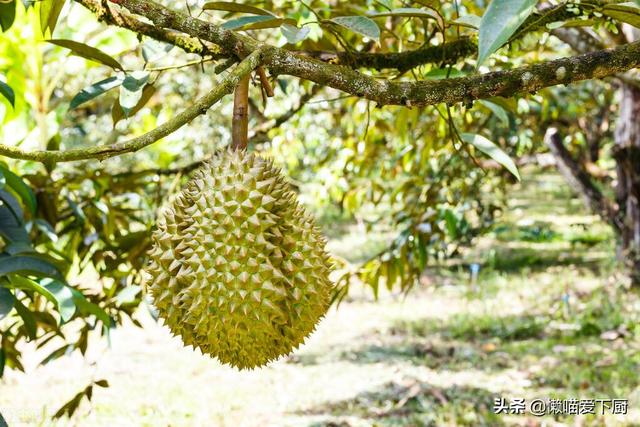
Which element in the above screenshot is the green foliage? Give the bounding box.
[0,0,16,33]
[52,378,109,419]
[48,39,124,70]
[38,0,65,35]
[460,133,520,180]
[329,16,380,40]
[0,80,14,107]
[478,0,537,66]
[70,75,124,109]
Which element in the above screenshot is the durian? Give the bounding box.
[144,149,333,369]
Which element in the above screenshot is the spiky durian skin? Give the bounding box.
[144,150,333,369]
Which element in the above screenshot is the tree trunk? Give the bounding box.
[613,82,640,284]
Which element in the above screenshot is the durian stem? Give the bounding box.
[232,75,250,150]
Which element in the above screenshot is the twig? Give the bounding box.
[256,66,274,97]
[144,57,215,72]
[0,49,263,162]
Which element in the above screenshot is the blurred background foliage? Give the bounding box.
[0,0,637,419]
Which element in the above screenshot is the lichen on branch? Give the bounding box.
[106,0,640,107]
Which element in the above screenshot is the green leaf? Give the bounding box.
[424,68,468,80]
[115,286,140,306]
[41,344,73,365]
[48,39,123,70]
[53,388,85,419]
[70,75,124,109]
[71,288,110,325]
[94,379,109,387]
[0,191,29,243]
[0,286,14,319]
[330,16,380,40]
[603,4,640,28]
[460,133,520,180]
[221,15,275,30]
[34,219,58,242]
[118,71,150,117]
[0,80,15,107]
[0,207,28,243]
[452,14,481,29]
[443,209,459,239]
[141,39,174,63]
[4,241,33,255]
[242,17,290,31]
[369,8,438,19]
[0,255,64,281]
[39,0,65,35]
[478,0,537,66]
[0,0,16,32]
[13,297,36,340]
[8,275,58,307]
[202,2,274,16]
[111,83,156,126]
[0,189,24,225]
[43,280,75,323]
[479,99,510,126]
[0,165,36,216]
[281,23,310,44]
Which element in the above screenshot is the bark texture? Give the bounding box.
[614,83,640,283]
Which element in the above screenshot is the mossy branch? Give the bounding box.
[0,50,264,163]
[108,0,640,107]
[303,38,478,71]
[78,0,224,58]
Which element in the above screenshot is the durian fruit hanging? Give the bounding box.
[143,149,334,369]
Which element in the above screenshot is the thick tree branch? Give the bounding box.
[0,50,264,162]
[78,0,224,58]
[108,0,640,107]
[304,38,477,71]
[545,128,622,232]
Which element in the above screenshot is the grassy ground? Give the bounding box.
[1,169,639,426]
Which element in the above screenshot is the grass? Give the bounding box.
[1,169,639,426]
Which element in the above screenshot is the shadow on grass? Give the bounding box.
[289,313,546,371]
[334,314,547,372]
[292,302,637,381]
[299,379,502,427]
[483,246,609,274]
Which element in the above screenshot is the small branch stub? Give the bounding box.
[231,75,250,150]
[257,66,274,98]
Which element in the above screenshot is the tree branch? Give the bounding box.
[78,0,225,58]
[545,127,622,232]
[78,0,475,71]
[0,50,264,162]
[108,0,640,107]
[304,37,477,71]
